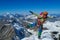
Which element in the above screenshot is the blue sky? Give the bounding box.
[0,0,60,14]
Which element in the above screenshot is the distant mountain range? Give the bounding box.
[49,14,60,17]
[0,13,60,19]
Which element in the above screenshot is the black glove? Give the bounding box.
[29,11,34,14]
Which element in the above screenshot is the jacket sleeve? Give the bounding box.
[29,11,39,17]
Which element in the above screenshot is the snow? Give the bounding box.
[43,21,60,32]
[42,38,53,40]
[41,30,54,40]
[22,21,60,40]
[25,15,37,19]
[24,21,33,24]
[13,23,23,30]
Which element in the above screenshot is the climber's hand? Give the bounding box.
[29,11,33,14]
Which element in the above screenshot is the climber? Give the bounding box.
[29,11,48,39]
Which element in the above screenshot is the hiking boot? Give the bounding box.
[38,36,41,39]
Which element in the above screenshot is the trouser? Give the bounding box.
[38,25,43,37]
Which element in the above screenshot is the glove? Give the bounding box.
[37,25,40,28]
[29,11,34,14]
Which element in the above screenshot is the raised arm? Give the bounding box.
[29,11,39,17]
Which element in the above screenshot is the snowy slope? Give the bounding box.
[43,21,60,32]
[22,29,39,40]
[22,21,60,40]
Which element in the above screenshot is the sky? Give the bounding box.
[0,0,60,14]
